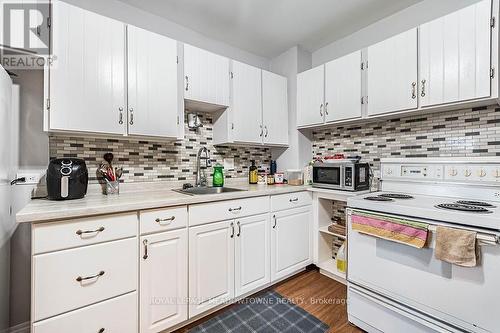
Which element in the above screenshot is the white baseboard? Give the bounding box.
[0,322,30,333]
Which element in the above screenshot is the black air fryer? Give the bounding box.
[47,158,89,200]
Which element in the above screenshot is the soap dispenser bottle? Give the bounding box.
[249,160,258,184]
[213,164,224,187]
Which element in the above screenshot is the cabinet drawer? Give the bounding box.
[33,213,138,254]
[189,196,270,226]
[33,238,137,321]
[33,292,137,333]
[271,191,312,212]
[140,205,187,235]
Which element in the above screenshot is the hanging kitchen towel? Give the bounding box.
[351,211,429,248]
[435,226,478,267]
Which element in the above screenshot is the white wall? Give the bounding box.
[312,0,483,66]
[270,46,313,171]
[60,0,270,69]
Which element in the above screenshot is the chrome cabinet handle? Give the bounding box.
[143,239,148,260]
[289,198,299,203]
[272,215,277,229]
[98,329,105,333]
[324,102,329,115]
[411,82,416,99]
[118,107,124,125]
[185,76,189,91]
[155,216,175,224]
[420,79,426,97]
[259,125,263,137]
[237,221,241,237]
[229,206,242,212]
[319,103,324,117]
[230,222,234,238]
[264,126,268,138]
[129,108,134,125]
[76,226,105,236]
[76,270,105,282]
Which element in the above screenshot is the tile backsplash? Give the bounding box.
[312,105,500,170]
[49,113,271,183]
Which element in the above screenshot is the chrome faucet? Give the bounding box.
[195,147,211,187]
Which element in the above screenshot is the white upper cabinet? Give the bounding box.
[140,229,187,333]
[127,25,180,138]
[297,65,325,127]
[324,50,362,122]
[367,28,418,116]
[420,0,492,107]
[49,0,126,134]
[262,70,288,146]
[231,61,263,144]
[184,44,230,109]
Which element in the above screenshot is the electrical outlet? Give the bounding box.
[16,172,42,185]
[223,158,235,171]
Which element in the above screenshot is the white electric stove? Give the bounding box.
[346,157,500,333]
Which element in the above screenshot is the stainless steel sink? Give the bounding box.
[174,187,246,195]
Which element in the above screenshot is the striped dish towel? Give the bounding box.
[351,211,429,248]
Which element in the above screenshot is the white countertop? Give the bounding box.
[17,182,310,224]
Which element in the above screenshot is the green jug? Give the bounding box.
[213,164,224,187]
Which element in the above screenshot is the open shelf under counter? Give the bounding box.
[308,187,370,202]
[318,225,346,239]
[317,259,347,285]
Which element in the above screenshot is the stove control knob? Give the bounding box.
[478,169,487,178]
[449,168,458,177]
[464,169,472,177]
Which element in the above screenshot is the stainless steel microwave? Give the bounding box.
[312,161,370,191]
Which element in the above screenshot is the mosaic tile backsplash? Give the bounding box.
[49,113,271,183]
[312,105,500,171]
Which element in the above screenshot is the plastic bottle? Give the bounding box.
[336,241,347,273]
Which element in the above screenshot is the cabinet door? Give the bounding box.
[49,0,125,134]
[325,51,362,122]
[420,0,492,107]
[271,206,312,281]
[235,214,270,297]
[184,44,230,107]
[140,229,188,333]
[367,28,418,116]
[231,61,263,144]
[297,65,324,127]
[262,70,288,146]
[189,220,235,317]
[127,25,179,138]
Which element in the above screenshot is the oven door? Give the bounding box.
[347,209,500,333]
[312,165,343,189]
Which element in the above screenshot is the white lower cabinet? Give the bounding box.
[33,292,137,333]
[271,206,312,281]
[140,229,188,333]
[189,220,235,318]
[235,214,271,297]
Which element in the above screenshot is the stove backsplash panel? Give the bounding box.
[312,105,500,172]
[49,113,271,184]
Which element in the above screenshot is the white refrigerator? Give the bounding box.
[0,64,16,331]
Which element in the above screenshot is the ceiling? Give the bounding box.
[117,0,424,58]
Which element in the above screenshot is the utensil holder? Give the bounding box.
[104,180,120,195]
